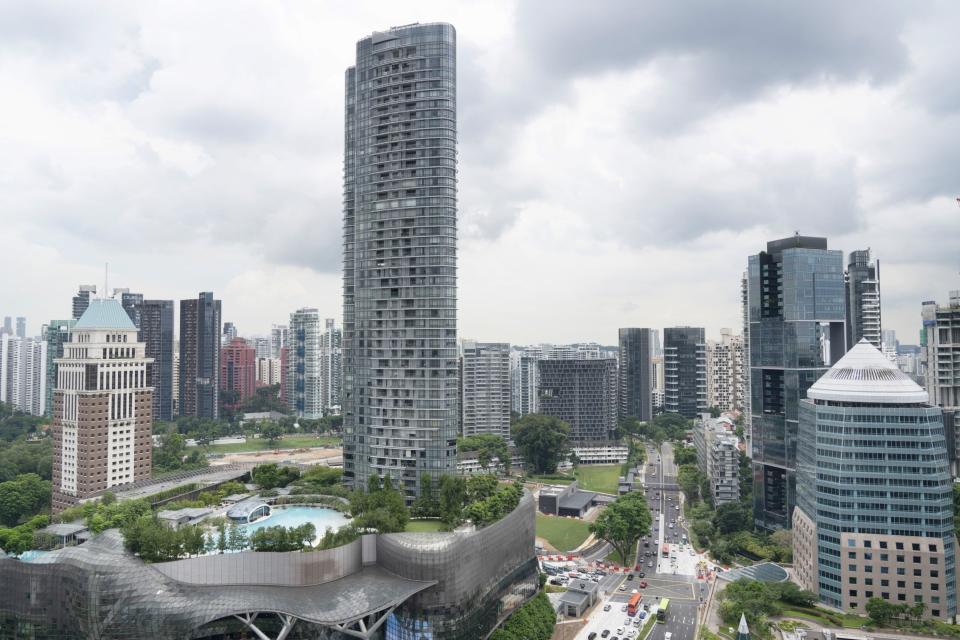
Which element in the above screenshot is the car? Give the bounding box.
[588,634,597,640]
[626,574,634,581]
[626,630,638,639]
[665,633,672,640]
[550,578,563,585]
[638,611,647,620]
[618,584,627,591]
[639,581,647,588]
[603,604,611,612]
[621,605,627,612]
[616,628,624,635]
[638,571,645,578]
[601,631,610,639]
[647,561,653,568]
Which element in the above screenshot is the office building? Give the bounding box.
[114,289,144,329]
[15,317,25,338]
[252,337,272,359]
[706,328,745,413]
[741,271,752,450]
[922,292,960,473]
[270,324,288,359]
[0,317,11,337]
[793,340,956,620]
[256,357,282,387]
[321,318,342,412]
[220,338,257,409]
[342,23,459,498]
[287,308,322,419]
[664,326,707,419]
[693,415,740,506]
[461,341,511,439]
[42,319,75,417]
[222,322,237,345]
[845,249,882,350]
[71,285,97,321]
[179,292,221,419]
[747,234,845,531]
[538,358,617,443]
[1,335,47,416]
[141,300,175,422]
[882,328,898,363]
[172,340,179,416]
[618,328,654,422]
[50,298,153,512]
[510,346,543,416]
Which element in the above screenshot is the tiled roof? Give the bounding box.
[74,298,136,330]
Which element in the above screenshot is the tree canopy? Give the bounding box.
[458,433,511,471]
[511,414,570,474]
[589,491,652,564]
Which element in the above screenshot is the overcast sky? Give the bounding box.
[2,1,958,345]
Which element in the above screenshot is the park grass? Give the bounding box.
[536,513,591,551]
[205,435,341,454]
[605,547,637,567]
[780,606,867,629]
[574,464,621,494]
[405,519,445,532]
[526,472,574,485]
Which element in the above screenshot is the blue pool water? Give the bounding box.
[17,550,51,563]
[240,506,351,544]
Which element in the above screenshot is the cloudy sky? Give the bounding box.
[2,1,958,345]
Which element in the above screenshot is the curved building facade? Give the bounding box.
[794,340,957,620]
[342,23,459,499]
[0,490,536,639]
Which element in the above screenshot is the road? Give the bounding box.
[641,442,699,640]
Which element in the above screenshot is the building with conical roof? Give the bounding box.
[51,298,153,512]
[793,339,956,620]
[736,612,750,640]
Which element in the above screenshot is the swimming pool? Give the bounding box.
[239,506,351,545]
[16,549,51,563]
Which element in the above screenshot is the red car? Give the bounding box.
[638,581,648,588]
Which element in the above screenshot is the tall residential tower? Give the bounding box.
[179,292,221,419]
[845,249,882,349]
[618,328,654,422]
[342,23,458,498]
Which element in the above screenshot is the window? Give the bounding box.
[849,589,858,597]
[848,551,857,559]
[933,609,941,617]
[913,556,921,563]
[880,554,888,561]
[849,577,857,584]
[881,567,889,574]
[898,593,906,601]
[896,542,904,550]
[897,581,906,588]
[929,544,938,552]
[912,543,920,551]
[879,541,888,549]
[864,540,872,548]
[931,583,940,591]
[864,552,873,561]
[849,564,857,571]
[881,579,889,587]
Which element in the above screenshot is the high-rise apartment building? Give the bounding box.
[922,291,960,473]
[705,328,744,413]
[172,340,179,416]
[461,341,511,439]
[793,341,956,620]
[15,317,26,339]
[220,337,257,409]
[664,326,706,419]
[72,285,97,321]
[321,319,342,412]
[881,328,897,363]
[256,357,282,387]
[270,324,288,359]
[51,298,153,512]
[741,272,752,451]
[747,234,845,530]
[222,322,237,345]
[693,415,740,506]
[42,319,75,418]
[618,328,653,422]
[179,292,221,419]
[538,358,618,443]
[342,23,459,498]
[845,249,882,349]
[510,346,543,417]
[1,335,47,416]
[141,300,174,422]
[287,308,323,419]
[651,354,665,412]
[252,337,272,360]
[1,317,11,337]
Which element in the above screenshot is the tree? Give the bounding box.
[252,463,300,490]
[439,475,467,528]
[411,473,439,518]
[260,422,285,448]
[458,434,511,472]
[866,597,898,625]
[511,414,570,474]
[714,502,751,535]
[217,524,228,554]
[589,492,652,565]
[676,464,702,503]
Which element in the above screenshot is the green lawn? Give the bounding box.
[526,473,574,485]
[536,513,591,551]
[205,436,341,454]
[405,519,444,532]
[574,464,621,494]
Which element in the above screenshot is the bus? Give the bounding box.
[656,598,670,623]
[627,592,641,616]
[661,543,670,558]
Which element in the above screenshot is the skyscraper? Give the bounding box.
[510,346,542,416]
[618,328,653,422]
[270,324,288,359]
[141,300,175,422]
[1,317,11,337]
[845,249,881,349]
[114,289,144,329]
[0,335,47,416]
[71,285,97,320]
[179,292,221,419]
[663,326,707,419]
[538,358,618,442]
[287,308,322,419]
[705,328,745,413]
[15,317,25,339]
[51,298,153,512]
[222,322,238,345]
[41,319,75,418]
[320,319,342,412]
[793,340,956,620]
[220,337,257,409]
[747,234,845,530]
[922,291,960,473]
[881,328,897,363]
[342,23,458,498]
[461,341,511,439]
[252,337,272,359]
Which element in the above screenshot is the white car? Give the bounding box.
[616,628,624,636]
[665,634,672,640]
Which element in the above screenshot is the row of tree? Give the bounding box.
[0,473,50,527]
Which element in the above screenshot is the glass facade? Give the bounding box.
[342,24,459,500]
[618,328,653,422]
[748,235,845,530]
[141,300,174,422]
[664,326,706,419]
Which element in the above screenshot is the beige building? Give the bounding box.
[705,329,744,412]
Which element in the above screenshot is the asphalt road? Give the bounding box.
[641,442,700,640]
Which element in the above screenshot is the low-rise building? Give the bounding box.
[693,414,740,506]
[572,443,629,465]
[538,482,598,518]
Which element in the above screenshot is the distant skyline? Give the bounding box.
[2,1,959,344]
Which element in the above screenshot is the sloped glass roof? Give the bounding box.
[74,298,136,330]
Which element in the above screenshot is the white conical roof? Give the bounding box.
[808,339,928,404]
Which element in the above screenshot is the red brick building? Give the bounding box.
[220,337,256,409]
